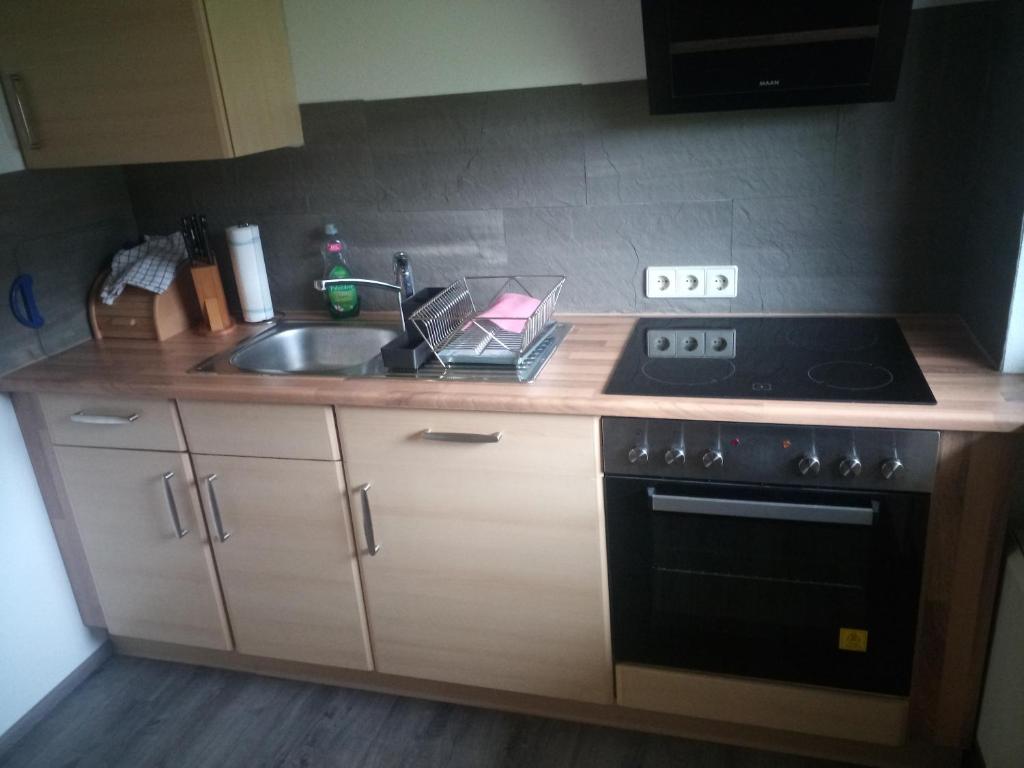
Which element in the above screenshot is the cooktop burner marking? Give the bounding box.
[807,360,895,391]
[641,359,737,387]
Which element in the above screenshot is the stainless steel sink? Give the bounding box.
[191,318,572,382]
[193,321,400,376]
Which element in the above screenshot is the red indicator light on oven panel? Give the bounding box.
[730,437,741,447]
[782,439,792,449]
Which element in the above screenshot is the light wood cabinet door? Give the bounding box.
[335,407,613,704]
[192,455,372,669]
[0,0,301,168]
[55,446,232,650]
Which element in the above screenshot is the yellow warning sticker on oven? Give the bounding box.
[839,628,869,652]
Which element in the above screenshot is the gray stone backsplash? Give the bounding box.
[0,167,137,375]
[125,3,1003,318]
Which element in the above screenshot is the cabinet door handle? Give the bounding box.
[205,474,231,542]
[71,411,140,425]
[162,472,189,539]
[9,74,41,150]
[358,483,381,556]
[419,429,502,444]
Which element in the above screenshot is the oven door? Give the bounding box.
[605,476,928,695]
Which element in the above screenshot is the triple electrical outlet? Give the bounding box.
[645,266,738,299]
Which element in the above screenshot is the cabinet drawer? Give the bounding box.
[335,408,599,476]
[178,401,340,460]
[39,394,185,451]
[616,663,908,746]
[94,312,157,339]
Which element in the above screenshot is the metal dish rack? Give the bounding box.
[409,275,565,368]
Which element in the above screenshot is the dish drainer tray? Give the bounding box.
[408,275,564,368]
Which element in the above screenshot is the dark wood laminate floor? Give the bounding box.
[0,656,855,768]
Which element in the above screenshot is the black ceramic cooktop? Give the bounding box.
[604,317,936,404]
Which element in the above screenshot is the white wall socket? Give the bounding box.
[706,266,738,298]
[645,266,738,299]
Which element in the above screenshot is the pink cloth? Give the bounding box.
[476,292,541,333]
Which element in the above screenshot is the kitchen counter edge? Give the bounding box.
[2,314,1022,434]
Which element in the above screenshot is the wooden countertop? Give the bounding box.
[3,314,1023,433]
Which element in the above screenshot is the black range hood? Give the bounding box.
[641,0,914,114]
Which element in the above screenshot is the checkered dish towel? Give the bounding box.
[100,232,190,305]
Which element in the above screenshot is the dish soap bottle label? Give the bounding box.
[321,224,360,318]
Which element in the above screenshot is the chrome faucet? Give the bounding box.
[313,277,406,332]
[392,252,415,299]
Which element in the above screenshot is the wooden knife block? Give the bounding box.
[190,264,235,335]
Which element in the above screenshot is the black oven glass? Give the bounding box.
[605,476,928,695]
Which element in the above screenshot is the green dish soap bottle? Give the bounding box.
[321,223,360,318]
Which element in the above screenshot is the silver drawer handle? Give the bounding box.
[205,474,231,542]
[419,429,502,444]
[71,411,140,425]
[162,472,189,538]
[9,74,41,150]
[358,483,380,556]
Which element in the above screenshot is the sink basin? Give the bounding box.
[197,321,401,376]
[190,318,572,382]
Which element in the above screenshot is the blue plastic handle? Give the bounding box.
[9,273,45,329]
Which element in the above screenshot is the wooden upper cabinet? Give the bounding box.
[0,0,303,169]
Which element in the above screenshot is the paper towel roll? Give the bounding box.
[226,224,274,323]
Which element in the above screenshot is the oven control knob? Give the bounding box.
[839,456,863,478]
[664,447,686,465]
[627,445,649,464]
[701,449,724,469]
[797,454,821,476]
[881,458,905,480]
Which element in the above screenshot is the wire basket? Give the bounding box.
[408,275,565,367]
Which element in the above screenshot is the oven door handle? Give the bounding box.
[648,490,875,526]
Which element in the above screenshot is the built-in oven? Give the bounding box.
[602,418,938,696]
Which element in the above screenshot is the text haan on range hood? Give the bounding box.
[641,0,914,114]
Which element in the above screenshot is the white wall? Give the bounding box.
[999,217,1024,372]
[282,0,994,104]
[976,530,1024,768]
[0,394,104,737]
[283,0,646,103]
[0,96,26,174]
